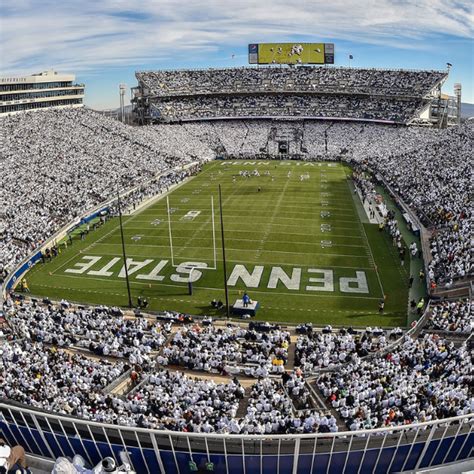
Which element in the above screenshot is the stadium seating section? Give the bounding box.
[0,100,472,463]
[135,67,447,123]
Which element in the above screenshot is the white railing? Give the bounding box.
[1,400,471,441]
[1,401,472,474]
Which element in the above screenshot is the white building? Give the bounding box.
[0,70,85,116]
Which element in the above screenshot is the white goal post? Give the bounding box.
[166,195,217,270]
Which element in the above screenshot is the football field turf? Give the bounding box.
[25,160,409,327]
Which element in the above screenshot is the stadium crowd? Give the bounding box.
[348,123,473,286]
[241,373,338,434]
[155,95,421,123]
[4,300,170,363]
[294,326,403,372]
[86,370,245,431]
[136,67,448,123]
[427,299,472,334]
[137,67,446,97]
[0,73,472,438]
[0,295,472,433]
[0,331,334,434]
[0,341,128,414]
[159,324,290,376]
[317,333,473,430]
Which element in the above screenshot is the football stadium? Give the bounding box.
[0,45,473,474]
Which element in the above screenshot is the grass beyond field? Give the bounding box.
[25,161,409,327]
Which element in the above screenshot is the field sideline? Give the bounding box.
[25,160,409,327]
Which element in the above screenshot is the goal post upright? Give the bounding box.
[218,184,230,318]
[167,194,217,270]
[166,195,175,267]
[211,195,217,270]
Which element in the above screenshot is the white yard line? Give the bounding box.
[255,177,292,261]
[111,229,365,241]
[150,197,352,206]
[125,221,360,231]
[57,253,376,270]
[126,174,198,216]
[52,214,136,275]
[86,243,370,259]
[54,173,210,275]
[92,239,367,249]
[132,213,359,222]
[172,184,243,261]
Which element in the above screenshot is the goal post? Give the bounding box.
[211,195,217,270]
[166,195,175,267]
[167,194,217,270]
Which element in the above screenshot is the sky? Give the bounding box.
[1,0,473,110]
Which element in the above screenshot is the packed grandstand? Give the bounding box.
[133,67,448,123]
[0,65,472,473]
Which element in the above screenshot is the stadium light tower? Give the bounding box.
[119,84,127,123]
[454,83,462,125]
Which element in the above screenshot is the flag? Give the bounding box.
[349,54,354,59]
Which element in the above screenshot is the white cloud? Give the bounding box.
[0,0,472,75]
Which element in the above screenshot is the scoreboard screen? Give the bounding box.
[249,43,334,65]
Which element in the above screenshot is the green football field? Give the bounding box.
[25,160,410,327]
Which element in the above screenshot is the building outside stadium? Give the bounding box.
[0,70,85,116]
[1,63,472,474]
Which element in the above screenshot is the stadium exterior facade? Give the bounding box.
[0,70,84,116]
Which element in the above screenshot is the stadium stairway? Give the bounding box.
[306,379,348,432]
[287,335,298,370]
[236,388,251,419]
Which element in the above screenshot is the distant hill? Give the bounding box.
[461,102,474,118]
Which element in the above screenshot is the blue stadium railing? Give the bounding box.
[1,402,472,473]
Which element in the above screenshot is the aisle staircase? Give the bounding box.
[236,388,251,419]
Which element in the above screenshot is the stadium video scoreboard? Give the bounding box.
[249,43,334,65]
